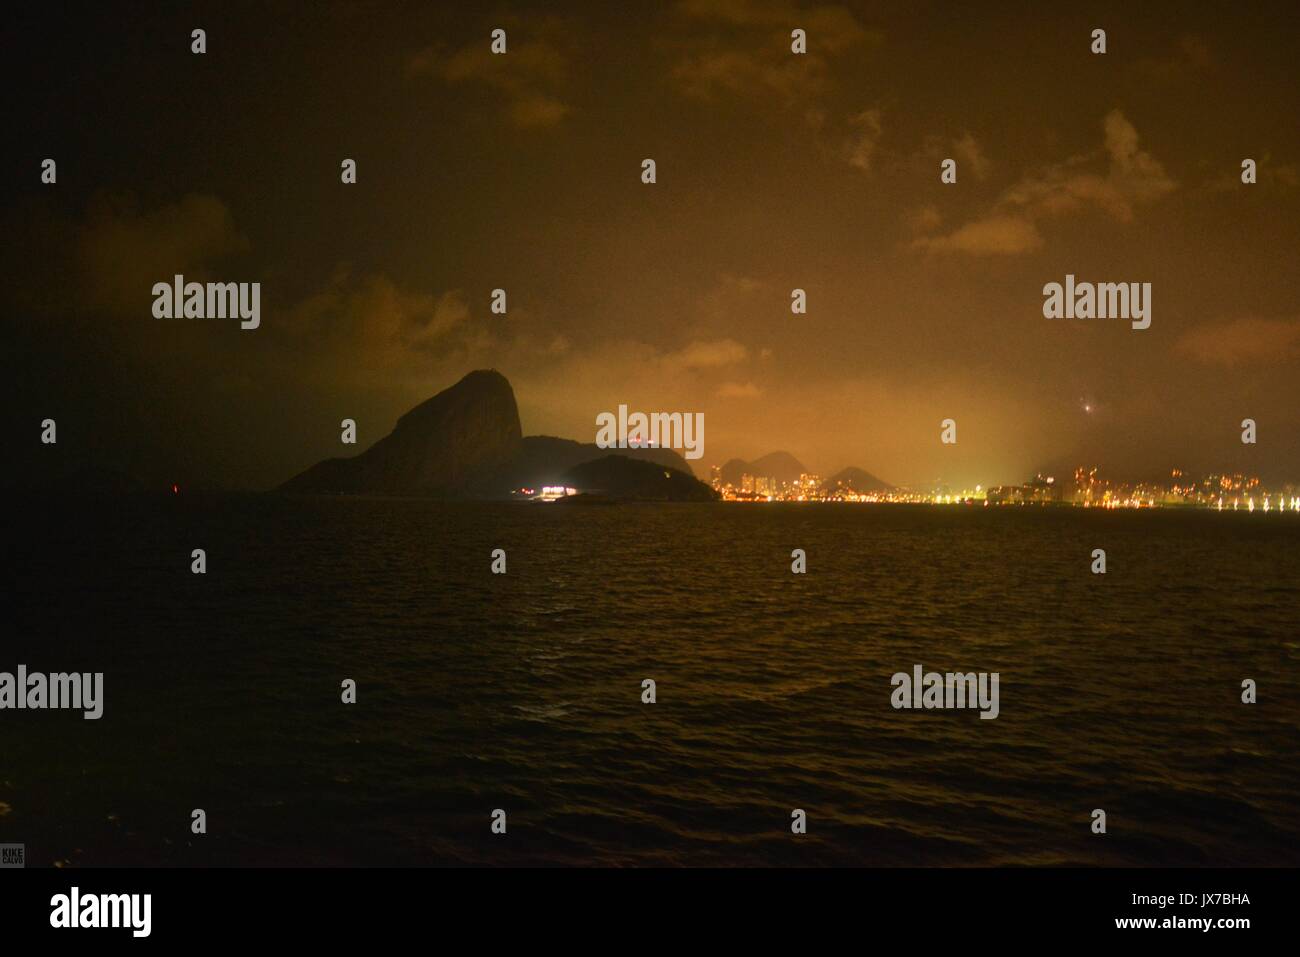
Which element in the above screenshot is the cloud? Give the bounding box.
[19,192,764,420]
[669,0,876,106]
[678,0,870,53]
[694,273,771,325]
[916,110,1174,255]
[1276,164,1300,188]
[1175,317,1300,367]
[912,214,1042,255]
[6,191,519,458]
[1133,34,1213,84]
[952,132,990,180]
[275,271,487,387]
[664,338,750,370]
[1002,110,1176,222]
[671,49,820,103]
[78,193,249,313]
[903,204,943,235]
[845,108,884,172]
[508,94,570,128]
[408,20,573,128]
[1204,152,1300,193]
[908,131,990,182]
[679,0,852,30]
[324,279,465,350]
[716,380,762,398]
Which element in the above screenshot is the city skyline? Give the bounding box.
[709,459,1296,508]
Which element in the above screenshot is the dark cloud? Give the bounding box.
[1176,317,1300,367]
[5,2,1300,489]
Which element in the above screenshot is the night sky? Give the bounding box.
[5,1,1298,491]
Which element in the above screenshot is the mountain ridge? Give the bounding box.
[280,370,712,500]
[718,451,807,487]
[826,466,895,493]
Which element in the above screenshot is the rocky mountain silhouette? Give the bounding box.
[280,370,710,500]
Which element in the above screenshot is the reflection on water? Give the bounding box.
[5,497,1299,866]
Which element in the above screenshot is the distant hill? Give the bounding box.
[719,451,807,486]
[279,370,709,499]
[560,455,717,502]
[827,466,894,493]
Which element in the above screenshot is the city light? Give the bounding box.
[706,464,1296,511]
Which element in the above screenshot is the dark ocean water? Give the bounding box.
[5,496,1299,867]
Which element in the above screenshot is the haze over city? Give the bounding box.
[5,1,1299,492]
